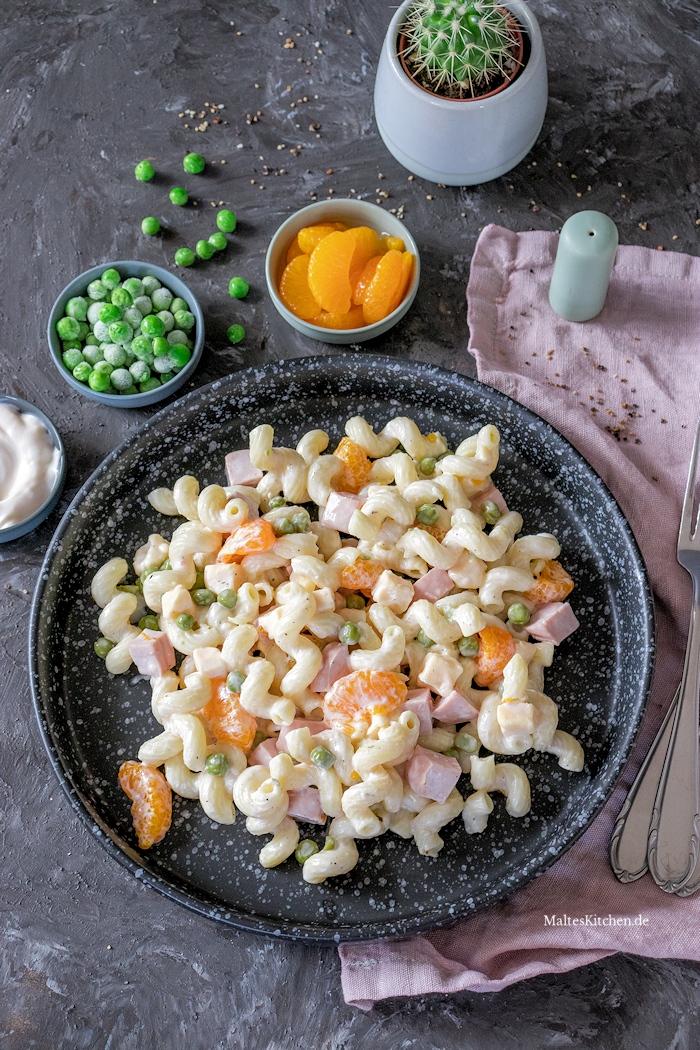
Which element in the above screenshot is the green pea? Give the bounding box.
[455,731,478,753]
[119,584,142,597]
[103,344,127,367]
[183,152,205,174]
[436,449,452,461]
[93,360,114,377]
[443,748,461,759]
[160,558,171,571]
[66,296,88,321]
[268,495,286,510]
[134,160,155,181]
[295,839,319,864]
[131,335,153,361]
[216,208,237,233]
[192,588,216,607]
[141,314,165,339]
[76,321,90,340]
[482,499,501,525]
[273,517,296,536]
[291,512,310,533]
[176,613,195,630]
[87,280,108,301]
[227,323,245,344]
[88,370,111,392]
[458,634,480,657]
[170,297,187,315]
[205,752,229,776]
[139,565,160,584]
[169,344,191,369]
[507,602,530,626]
[153,336,170,357]
[208,231,227,251]
[62,348,84,370]
[72,361,91,382]
[111,286,133,308]
[173,309,195,332]
[99,303,122,325]
[83,344,104,365]
[419,456,436,476]
[120,384,139,395]
[175,247,195,267]
[129,360,151,383]
[193,569,206,591]
[142,216,161,236]
[195,239,214,260]
[110,368,132,390]
[153,354,176,374]
[139,377,161,393]
[415,503,439,526]
[84,334,99,346]
[56,316,80,341]
[226,670,246,693]
[138,615,160,631]
[346,594,365,610]
[169,186,188,206]
[94,637,115,658]
[323,837,335,851]
[109,320,133,344]
[228,276,249,299]
[218,588,238,609]
[310,746,335,769]
[416,628,435,648]
[62,339,83,353]
[101,268,121,290]
[338,621,361,645]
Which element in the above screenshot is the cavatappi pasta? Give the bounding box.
[92,416,584,883]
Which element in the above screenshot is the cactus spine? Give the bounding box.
[403,0,521,97]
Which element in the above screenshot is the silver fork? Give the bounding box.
[647,417,700,893]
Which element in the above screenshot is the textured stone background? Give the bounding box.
[2,0,700,1046]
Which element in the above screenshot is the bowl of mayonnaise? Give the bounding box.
[0,395,66,542]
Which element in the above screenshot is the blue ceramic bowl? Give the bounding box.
[0,394,66,543]
[47,261,204,408]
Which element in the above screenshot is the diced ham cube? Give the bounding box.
[372,569,414,614]
[225,449,263,488]
[412,567,454,603]
[406,745,462,804]
[432,689,479,724]
[204,561,243,594]
[471,483,509,516]
[248,737,279,767]
[287,786,326,825]
[320,491,364,533]
[277,719,329,753]
[193,646,228,679]
[128,629,175,677]
[310,643,352,693]
[402,688,434,736]
[526,602,580,644]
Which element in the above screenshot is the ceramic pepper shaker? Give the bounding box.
[548,211,619,323]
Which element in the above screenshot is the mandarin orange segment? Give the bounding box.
[307,230,356,314]
[352,255,381,306]
[334,435,372,494]
[362,249,405,325]
[381,235,405,253]
[339,557,384,594]
[314,305,365,330]
[347,226,382,278]
[474,624,517,688]
[416,521,448,543]
[524,560,575,607]
[323,669,407,728]
[297,224,340,254]
[119,760,172,850]
[286,236,304,265]
[203,679,258,751]
[385,251,414,316]
[279,254,322,321]
[218,518,277,563]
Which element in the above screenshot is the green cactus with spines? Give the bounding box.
[403,0,520,97]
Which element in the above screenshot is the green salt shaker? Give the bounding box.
[548,211,619,322]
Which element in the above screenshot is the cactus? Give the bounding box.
[402,0,521,97]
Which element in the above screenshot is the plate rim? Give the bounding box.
[28,352,656,943]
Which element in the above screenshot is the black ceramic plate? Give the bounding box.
[30,355,654,943]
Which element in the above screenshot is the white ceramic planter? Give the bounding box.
[373,0,548,186]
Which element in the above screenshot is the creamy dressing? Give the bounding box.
[0,404,61,529]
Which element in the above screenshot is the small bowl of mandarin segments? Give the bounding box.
[265,199,420,344]
[48,261,204,407]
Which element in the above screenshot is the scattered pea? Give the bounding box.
[415,503,439,526]
[507,602,530,626]
[227,323,245,344]
[183,152,205,174]
[419,456,436,476]
[138,615,160,631]
[218,588,238,609]
[216,208,237,233]
[346,594,365,610]
[310,746,335,769]
[208,231,227,251]
[141,216,160,236]
[226,670,246,693]
[338,621,361,645]
[134,160,155,181]
[295,839,319,864]
[195,239,214,260]
[94,637,115,658]
[192,588,216,607]
[56,316,81,341]
[65,296,88,321]
[416,628,435,648]
[176,613,195,630]
[454,731,478,753]
[169,186,188,206]
[205,752,228,776]
[482,499,501,525]
[175,247,195,267]
[228,276,249,298]
[458,634,480,657]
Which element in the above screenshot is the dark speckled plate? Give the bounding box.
[29,354,654,943]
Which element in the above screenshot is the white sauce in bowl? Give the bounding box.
[0,404,61,529]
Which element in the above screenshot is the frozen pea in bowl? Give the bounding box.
[48,261,204,407]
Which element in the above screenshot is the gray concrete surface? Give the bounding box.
[2,0,700,1046]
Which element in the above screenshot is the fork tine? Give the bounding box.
[679,417,700,546]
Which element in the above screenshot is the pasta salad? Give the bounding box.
[91,415,584,884]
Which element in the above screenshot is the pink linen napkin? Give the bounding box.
[340,224,700,1010]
